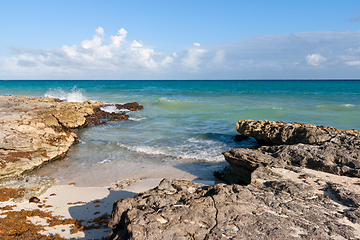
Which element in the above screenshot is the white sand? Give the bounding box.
[0,179,162,239]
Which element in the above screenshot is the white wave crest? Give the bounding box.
[117,137,226,162]
[118,143,168,156]
[129,116,147,121]
[344,104,355,107]
[100,105,130,113]
[45,87,87,102]
[178,138,225,162]
[99,159,112,164]
[158,97,174,102]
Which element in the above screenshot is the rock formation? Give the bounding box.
[222,120,360,184]
[108,119,360,240]
[0,95,143,182]
[235,119,355,145]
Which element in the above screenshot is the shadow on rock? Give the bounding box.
[68,189,138,239]
[173,161,229,184]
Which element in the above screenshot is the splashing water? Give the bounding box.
[45,86,87,102]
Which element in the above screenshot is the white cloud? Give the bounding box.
[95,27,104,36]
[345,60,360,66]
[306,54,327,66]
[129,40,157,69]
[80,32,102,50]
[3,28,170,75]
[110,28,127,49]
[180,43,208,72]
[2,29,360,79]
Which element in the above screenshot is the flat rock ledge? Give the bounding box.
[108,120,360,240]
[0,95,143,182]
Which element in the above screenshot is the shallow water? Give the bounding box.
[1,80,359,186]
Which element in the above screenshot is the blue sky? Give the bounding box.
[1,0,360,79]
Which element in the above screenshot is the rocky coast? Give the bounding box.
[0,95,143,182]
[1,95,360,239]
[108,120,360,240]
[0,95,144,239]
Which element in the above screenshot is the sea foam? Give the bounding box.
[45,87,87,102]
[100,105,130,113]
[117,137,227,162]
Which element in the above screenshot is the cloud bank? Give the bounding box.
[2,28,360,79]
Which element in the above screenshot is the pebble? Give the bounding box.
[29,197,40,203]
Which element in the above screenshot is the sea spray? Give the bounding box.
[45,86,87,102]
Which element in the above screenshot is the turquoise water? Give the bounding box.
[1,80,359,186]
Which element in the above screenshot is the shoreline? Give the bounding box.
[0,179,163,239]
[0,95,143,182]
[0,95,146,238]
[1,94,360,239]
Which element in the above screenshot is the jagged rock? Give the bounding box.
[328,182,360,208]
[222,120,360,185]
[222,143,360,182]
[87,107,129,126]
[107,119,360,239]
[108,175,360,240]
[221,148,279,185]
[236,119,359,146]
[0,95,143,181]
[115,102,144,111]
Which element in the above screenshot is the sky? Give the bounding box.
[1,0,360,80]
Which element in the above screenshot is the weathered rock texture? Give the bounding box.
[109,119,360,239]
[0,95,143,181]
[108,173,360,240]
[222,120,360,184]
[236,119,358,146]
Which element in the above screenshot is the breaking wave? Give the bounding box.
[117,137,227,162]
[45,86,87,102]
[100,105,130,113]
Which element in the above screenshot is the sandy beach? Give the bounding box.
[0,179,162,239]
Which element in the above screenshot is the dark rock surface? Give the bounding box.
[115,102,144,112]
[108,120,360,239]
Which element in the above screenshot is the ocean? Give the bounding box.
[1,80,359,187]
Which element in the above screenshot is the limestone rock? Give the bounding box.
[236,119,359,145]
[108,175,360,240]
[222,143,360,182]
[108,120,360,239]
[222,120,360,184]
[0,95,143,181]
